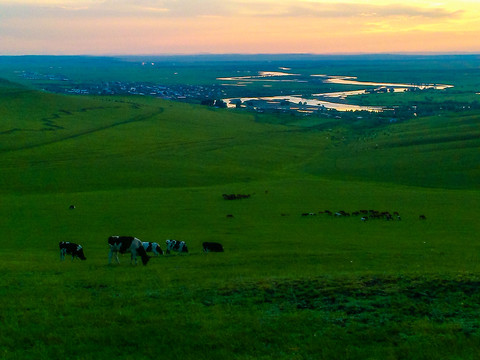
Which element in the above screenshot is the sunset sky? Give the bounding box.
[1,0,479,55]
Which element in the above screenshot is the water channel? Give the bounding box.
[219,72,453,112]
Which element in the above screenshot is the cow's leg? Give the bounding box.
[108,249,118,264]
[60,249,65,261]
[131,250,137,265]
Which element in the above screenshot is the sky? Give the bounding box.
[1,0,479,55]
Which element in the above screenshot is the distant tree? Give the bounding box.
[214,99,227,108]
[201,99,215,106]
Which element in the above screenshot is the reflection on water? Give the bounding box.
[218,70,454,112]
[217,70,298,82]
[223,95,383,112]
[259,71,299,77]
[318,75,453,90]
[313,90,367,99]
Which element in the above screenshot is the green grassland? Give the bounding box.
[1,77,480,359]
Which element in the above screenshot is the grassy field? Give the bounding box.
[1,77,480,359]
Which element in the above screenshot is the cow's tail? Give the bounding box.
[136,245,150,265]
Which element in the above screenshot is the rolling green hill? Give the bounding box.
[1,79,478,193]
[303,111,480,189]
[1,79,479,359]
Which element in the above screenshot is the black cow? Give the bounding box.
[203,242,224,252]
[108,236,150,265]
[165,239,189,254]
[59,241,87,261]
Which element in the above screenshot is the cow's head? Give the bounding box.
[108,236,120,246]
[77,245,87,260]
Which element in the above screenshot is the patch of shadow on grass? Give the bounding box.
[201,275,480,336]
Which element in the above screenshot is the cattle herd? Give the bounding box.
[60,199,425,266]
[300,209,429,222]
[222,193,251,200]
[59,238,224,266]
[300,209,428,221]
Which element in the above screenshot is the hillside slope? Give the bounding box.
[0,79,479,194]
[303,111,480,189]
[1,79,480,360]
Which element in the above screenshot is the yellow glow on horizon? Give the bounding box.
[1,0,479,54]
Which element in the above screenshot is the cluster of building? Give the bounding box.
[46,81,226,101]
[18,71,69,82]
[17,70,226,102]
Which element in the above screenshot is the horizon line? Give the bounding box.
[1,51,480,58]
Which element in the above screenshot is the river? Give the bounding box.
[219,71,453,112]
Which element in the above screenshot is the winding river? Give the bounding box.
[219,72,453,112]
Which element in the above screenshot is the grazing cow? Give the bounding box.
[108,236,150,265]
[419,215,427,220]
[222,193,251,200]
[59,241,86,261]
[203,242,224,252]
[165,239,189,254]
[142,242,163,256]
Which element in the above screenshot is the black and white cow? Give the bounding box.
[165,239,189,254]
[108,236,150,265]
[142,242,163,256]
[202,242,224,252]
[59,241,87,261]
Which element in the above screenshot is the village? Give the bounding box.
[18,70,227,101]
